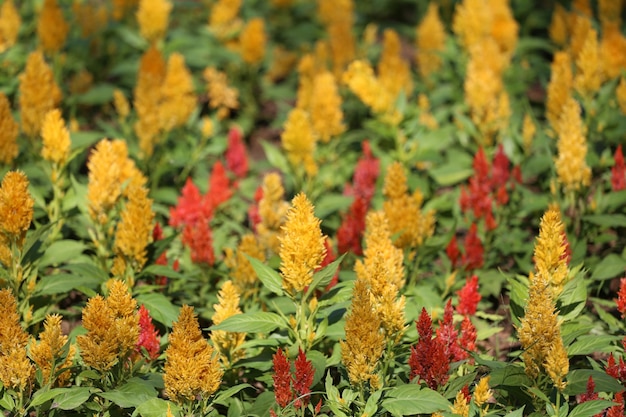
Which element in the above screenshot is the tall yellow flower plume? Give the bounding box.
[0,289,34,393]
[224,234,265,298]
[203,67,239,120]
[281,108,318,176]
[416,3,446,79]
[30,314,76,387]
[159,53,196,132]
[555,98,591,192]
[211,281,246,366]
[0,0,20,53]
[134,46,166,157]
[534,206,569,297]
[37,0,69,53]
[257,173,289,253]
[574,28,602,100]
[18,51,62,137]
[378,29,413,99]
[546,51,573,131]
[309,71,345,143]
[239,18,266,65]
[0,92,18,164]
[279,193,326,295]
[41,109,71,167]
[164,305,223,403]
[137,0,172,43]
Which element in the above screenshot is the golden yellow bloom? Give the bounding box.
[544,337,569,391]
[72,1,109,38]
[0,92,18,164]
[113,186,154,274]
[378,29,413,99]
[164,305,223,403]
[416,3,446,79]
[522,113,536,154]
[473,376,492,407]
[601,21,626,79]
[159,53,196,132]
[355,212,406,341]
[224,234,265,298]
[137,0,172,43]
[203,67,239,120]
[0,289,34,392]
[450,390,470,417]
[77,280,139,372]
[134,46,166,157]
[599,0,623,25]
[549,4,569,47]
[546,51,573,131]
[574,28,602,100]
[534,206,569,297]
[309,71,345,143]
[0,0,21,53]
[113,0,139,20]
[340,279,385,388]
[257,173,289,253]
[383,162,435,249]
[113,89,130,120]
[37,0,69,53]
[30,314,76,387]
[211,281,246,366]
[617,77,626,115]
[19,51,62,137]
[555,98,591,191]
[41,109,71,166]
[281,108,318,176]
[279,193,326,295]
[0,171,34,241]
[239,18,266,65]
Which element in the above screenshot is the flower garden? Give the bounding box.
[2,0,626,416]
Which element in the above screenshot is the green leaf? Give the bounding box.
[39,240,87,267]
[567,335,622,356]
[591,254,626,281]
[35,273,103,296]
[568,400,616,417]
[50,387,92,410]
[210,312,287,333]
[565,370,625,395]
[305,254,345,298]
[246,255,284,296]
[213,384,253,406]
[136,398,180,417]
[135,293,180,327]
[382,385,450,416]
[98,377,158,408]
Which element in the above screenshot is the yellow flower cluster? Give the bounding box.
[164,305,223,403]
[378,29,413,99]
[534,206,569,297]
[30,314,76,387]
[555,98,591,192]
[546,52,573,131]
[37,0,69,53]
[18,51,62,138]
[257,173,289,254]
[382,162,435,249]
[41,109,71,168]
[0,93,19,164]
[281,108,318,176]
[0,0,20,53]
[203,66,239,120]
[137,0,172,44]
[224,234,265,298]
[416,3,446,79]
[77,280,140,372]
[239,18,266,65]
[211,281,246,367]
[279,193,326,295]
[0,289,33,393]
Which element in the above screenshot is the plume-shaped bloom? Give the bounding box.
[574,28,602,100]
[257,173,289,253]
[416,3,446,79]
[134,46,166,157]
[30,314,76,386]
[225,126,248,178]
[135,305,160,360]
[555,98,591,191]
[18,51,62,137]
[239,18,266,65]
[409,308,449,390]
[37,0,69,53]
[159,53,196,132]
[612,145,626,191]
[137,0,172,43]
[534,206,569,297]
[41,109,71,167]
[0,171,34,242]
[211,281,246,366]
[0,93,18,164]
[281,108,318,176]
[224,234,265,297]
[0,0,20,53]
[279,193,326,295]
[203,67,239,119]
[164,305,223,403]
[0,290,33,392]
[309,71,345,143]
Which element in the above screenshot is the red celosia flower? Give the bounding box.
[409,308,450,390]
[607,391,624,417]
[617,278,626,318]
[457,275,481,316]
[612,145,626,191]
[136,305,160,360]
[293,348,314,408]
[577,376,599,404]
[225,126,249,179]
[436,300,466,362]
[459,316,477,355]
[182,218,214,265]
[462,224,484,271]
[446,235,460,268]
[273,348,293,408]
[169,178,204,228]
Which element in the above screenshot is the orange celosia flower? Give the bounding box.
[0,92,19,164]
[137,0,172,43]
[72,1,109,38]
[41,109,71,167]
[164,305,223,403]
[555,98,591,191]
[224,234,265,298]
[574,28,603,100]
[257,173,289,253]
[18,51,62,137]
[281,108,318,176]
[30,314,76,387]
[416,3,446,79]
[546,51,573,131]
[37,0,69,53]
[0,171,34,240]
[378,29,413,99]
[239,17,266,65]
[211,280,246,366]
[309,71,345,143]
[203,67,239,120]
[0,0,20,53]
[159,53,196,132]
[279,193,326,295]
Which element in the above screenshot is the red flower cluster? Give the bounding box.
[169,162,233,265]
[135,305,160,360]
[225,126,249,179]
[447,224,485,271]
[456,275,481,316]
[337,141,379,255]
[612,145,626,191]
[271,348,316,412]
[460,146,521,231]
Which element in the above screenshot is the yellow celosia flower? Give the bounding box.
[159,53,196,132]
[77,280,139,372]
[257,173,289,253]
[72,1,109,38]
[0,289,34,392]
[224,234,265,298]
[340,279,385,388]
[113,89,130,120]
[473,376,492,407]
[211,281,246,366]
[354,212,406,341]
[544,338,569,391]
[309,71,345,143]
[0,0,20,53]
[37,0,69,53]
[0,92,19,164]
[378,29,413,99]
[617,77,626,115]
[41,109,71,167]
[549,4,569,47]
[0,171,34,240]
[574,29,602,100]
[113,0,139,20]
[600,21,626,80]
[239,18,266,65]
[450,390,470,417]
[279,193,326,295]
[30,314,76,387]
[164,305,223,403]
[18,51,62,137]
[203,67,239,120]
[534,206,569,297]
[416,3,446,79]
[522,113,536,154]
[113,186,154,274]
[546,51,573,131]
[281,108,318,176]
[137,0,172,43]
[555,98,591,191]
